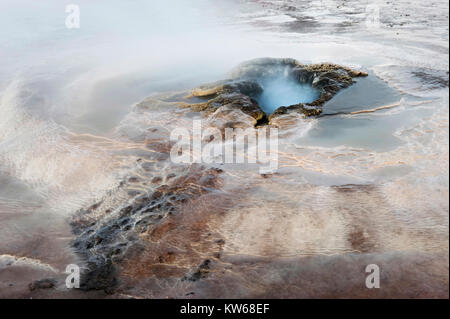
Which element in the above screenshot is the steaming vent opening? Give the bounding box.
[250,70,320,115]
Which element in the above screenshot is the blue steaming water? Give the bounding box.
[256,76,320,114]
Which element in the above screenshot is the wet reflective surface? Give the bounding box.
[0,0,448,298]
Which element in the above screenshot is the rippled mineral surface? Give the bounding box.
[0,0,448,298]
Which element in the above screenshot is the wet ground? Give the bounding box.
[0,0,448,298]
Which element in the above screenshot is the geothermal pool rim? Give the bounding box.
[176,58,369,125]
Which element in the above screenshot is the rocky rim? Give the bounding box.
[177,58,368,125]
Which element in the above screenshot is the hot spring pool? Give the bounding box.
[255,76,320,114]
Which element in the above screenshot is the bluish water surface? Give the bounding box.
[256,76,320,114]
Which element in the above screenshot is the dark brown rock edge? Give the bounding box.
[178,58,368,124]
[70,164,223,293]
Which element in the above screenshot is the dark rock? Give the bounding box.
[183,259,212,282]
[28,278,57,291]
[70,166,224,292]
[151,176,163,184]
[80,260,117,292]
